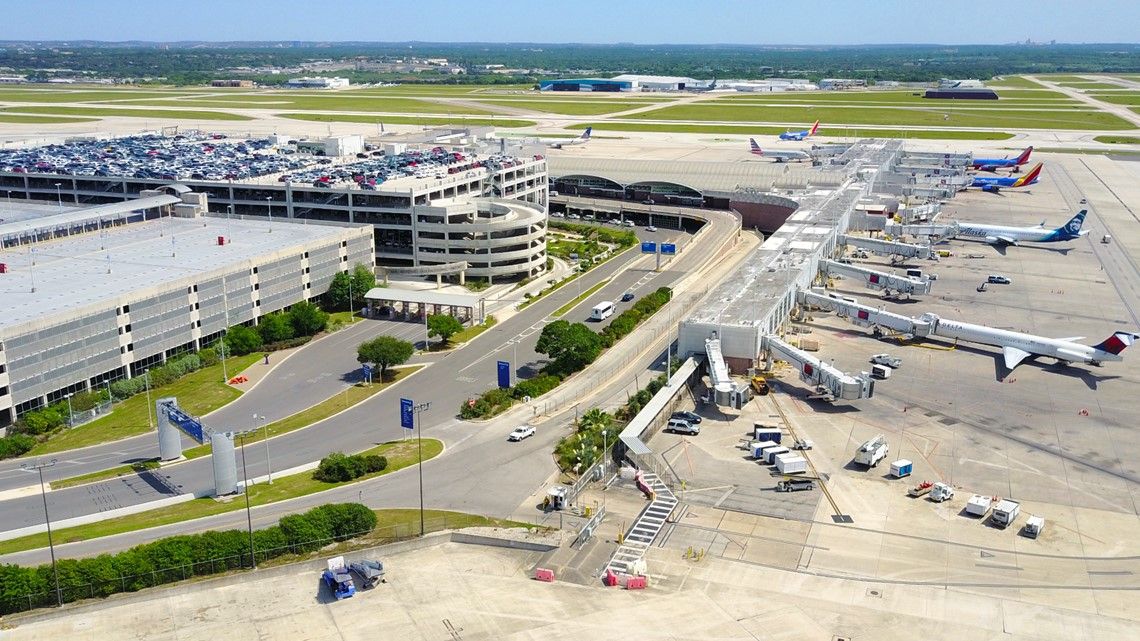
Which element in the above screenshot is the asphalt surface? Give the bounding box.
[0,219,735,534]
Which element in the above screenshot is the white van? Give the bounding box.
[590,301,615,321]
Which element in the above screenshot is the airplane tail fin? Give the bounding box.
[749,138,763,155]
[1093,331,1140,356]
[809,120,820,136]
[1056,209,1088,238]
[580,127,592,140]
[1013,162,1042,187]
[1016,146,1033,165]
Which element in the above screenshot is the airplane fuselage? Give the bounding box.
[931,317,1118,365]
[955,223,1059,244]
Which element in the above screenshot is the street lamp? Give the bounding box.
[64,394,74,428]
[54,183,62,213]
[409,401,431,536]
[254,414,272,484]
[264,196,273,233]
[236,432,256,569]
[21,459,62,607]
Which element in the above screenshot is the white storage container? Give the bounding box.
[763,446,790,465]
[774,453,807,474]
[966,494,992,517]
[751,440,778,460]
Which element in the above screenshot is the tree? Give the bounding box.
[224,325,263,356]
[327,264,378,311]
[535,320,603,376]
[256,313,295,344]
[287,301,328,336]
[356,336,414,379]
[427,314,464,346]
[326,271,353,311]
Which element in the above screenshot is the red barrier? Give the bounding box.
[626,575,647,590]
[534,568,555,582]
[603,569,618,587]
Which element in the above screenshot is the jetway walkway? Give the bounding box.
[762,335,875,400]
[797,289,930,337]
[838,234,931,260]
[819,258,931,298]
[704,337,734,404]
[887,221,958,243]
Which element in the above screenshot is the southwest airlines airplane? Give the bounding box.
[779,120,820,141]
[968,162,1042,192]
[971,146,1033,172]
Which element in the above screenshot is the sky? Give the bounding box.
[1,0,1137,45]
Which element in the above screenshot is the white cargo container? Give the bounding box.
[764,446,790,465]
[751,440,778,460]
[966,494,992,517]
[774,453,808,474]
[1023,515,1045,539]
[991,499,1020,528]
[889,459,913,478]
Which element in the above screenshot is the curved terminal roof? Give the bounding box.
[547,157,846,196]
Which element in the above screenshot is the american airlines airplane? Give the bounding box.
[953,209,1088,246]
[919,313,1139,370]
[749,138,810,162]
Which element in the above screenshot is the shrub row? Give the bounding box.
[0,434,36,460]
[312,452,388,483]
[0,502,377,616]
[599,287,673,348]
[459,373,564,420]
[548,220,639,248]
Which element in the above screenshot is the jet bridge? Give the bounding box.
[886,222,959,244]
[797,289,933,337]
[762,335,875,401]
[839,234,931,261]
[705,337,735,405]
[819,259,932,298]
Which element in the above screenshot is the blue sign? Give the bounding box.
[660,243,677,255]
[362,364,372,380]
[163,403,206,444]
[400,398,414,430]
[640,242,657,254]
[497,360,511,389]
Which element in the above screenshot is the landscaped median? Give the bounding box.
[1,438,444,557]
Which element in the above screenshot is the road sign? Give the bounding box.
[640,241,657,254]
[362,364,372,381]
[400,398,414,430]
[660,243,677,255]
[497,360,511,389]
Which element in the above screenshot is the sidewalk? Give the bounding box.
[225,344,306,393]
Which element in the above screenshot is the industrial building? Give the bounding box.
[924,87,999,100]
[284,77,350,89]
[539,78,634,92]
[539,75,713,92]
[0,193,374,423]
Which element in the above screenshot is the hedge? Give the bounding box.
[312,452,388,483]
[0,502,377,615]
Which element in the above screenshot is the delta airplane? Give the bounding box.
[919,313,1139,370]
[971,146,1033,172]
[779,120,820,141]
[968,162,1042,192]
[750,138,810,162]
[953,209,1087,246]
[541,127,591,148]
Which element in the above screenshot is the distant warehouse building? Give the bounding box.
[924,87,998,100]
[540,78,634,92]
[285,77,350,89]
[211,79,254,88]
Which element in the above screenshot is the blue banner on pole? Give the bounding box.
[362,364,372,380]
[660,243,677,255]
[640,241,657,253]
[400,398,414,430]
[497,360,511,389]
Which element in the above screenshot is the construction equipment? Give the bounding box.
[750,375,770,395]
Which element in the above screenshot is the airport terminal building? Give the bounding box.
[0,196,373,423]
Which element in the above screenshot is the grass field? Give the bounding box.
[0,113,99,123]
[105,94,492,115]
[30,354,262,456]
[1093,135,1140,144]
[451,315,498,343]
[1091,93,1140,106]
[553,280,611,318]
[987,76,1047,89]
[625,103,1133,130]
[472,99,653,115]
[0,439,445,556]
[716,89,1075,103]
[566,121,1016,140]
[2,105,252,121]
[1057,82,1127,89]
[1036,75,1096,82]
[0,89,211,103]
[278,112,536,128]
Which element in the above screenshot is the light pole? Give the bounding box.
[237,432,256,569]
[410,401,431,536]
[254,413,271,484]
[64,394,74,428]
[265,196,272,233]
[144,370,154,429]
[54,183,62,213]
[601,428,609,510]
[21,459,62,607]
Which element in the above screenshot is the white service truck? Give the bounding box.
[854,434,889,467]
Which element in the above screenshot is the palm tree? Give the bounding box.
[578,408,612,433]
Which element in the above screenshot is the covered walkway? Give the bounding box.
[363,287,484,324]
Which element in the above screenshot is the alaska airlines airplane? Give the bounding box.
[779,120,820,141]
[972,146,1033,172]
[540,127,591,148]
[954,209,1088,246]
[749,138,810,162]
[968,162,1042,192]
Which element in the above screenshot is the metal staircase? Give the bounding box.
[604,472,677,575]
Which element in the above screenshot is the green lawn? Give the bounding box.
[716,89,1074,103]
[277,112,536,128]
[553,279,611,317]
[2,106,252,121]
[0,439,444,556]
[0,89,211,103]
[472,99,656,115]
[29,354,263,456]
[1057,82,1127,89]
[181,366,422,460]
[1091,93,1140,106]
[624,103,1134,130]
[452,315,498,343]
[0,113,99,123]
[1036,75,1096,82]
[566,122,1015,140]
[987,76,1047,89]
[1093,135,1140,144]
[108,94,492,115]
